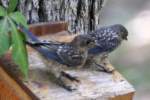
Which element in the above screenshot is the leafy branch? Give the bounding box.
[0,0,29,78]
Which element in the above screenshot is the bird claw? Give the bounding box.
[58,71,80,91]
[94,62,114,73]
[61,71,80,82]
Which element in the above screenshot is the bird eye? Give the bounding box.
[86,40,90,45]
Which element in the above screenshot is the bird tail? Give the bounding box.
[18,25,61,46]
[18,25,62,62]
[18,25,39,42]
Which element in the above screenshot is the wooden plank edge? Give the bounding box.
[0,73,20,100]
[0,61,39,100]
[29,21,68,36]
[110,92,135,100]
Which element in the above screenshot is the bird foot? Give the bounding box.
[58,71,80,91]
[94,62,115,73]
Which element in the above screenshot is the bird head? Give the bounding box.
[71,34,95,50]
[110,24,128,41]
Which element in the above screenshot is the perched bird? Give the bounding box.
[18,25,95,91]
[87,24,128,72]
[26,35,95,67]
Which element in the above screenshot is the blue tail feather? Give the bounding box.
[19,26,39,42]
[19,25,64,64]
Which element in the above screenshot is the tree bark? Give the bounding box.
[1,0,104,33]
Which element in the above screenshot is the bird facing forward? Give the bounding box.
[87,24,128,72]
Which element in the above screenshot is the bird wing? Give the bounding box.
[28,41,83,66]
[88,27,121,54]
[19,25,85,66]
[27,41,67,64]
[36,47,65,64]
[19,25,78,65]
[56,45,83,66]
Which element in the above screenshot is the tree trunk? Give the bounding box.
[1,0,104,33]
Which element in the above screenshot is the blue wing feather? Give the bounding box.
[19,25,39,42]
[88,27,120,55]
[19,25,86,67]
[36,47,65,64]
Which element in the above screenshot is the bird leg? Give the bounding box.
[76,51,88,69]
[94,54,115,73]
[94,62,113,73]
[45,60,80,91]
[58,71,80,91]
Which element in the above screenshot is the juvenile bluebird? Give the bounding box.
[87,24,128,72]
[26,35,94,67]
[19,25,95,91]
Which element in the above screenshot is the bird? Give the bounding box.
[26,35,95,67]
[86,24,128,73]
[18,25,95,91]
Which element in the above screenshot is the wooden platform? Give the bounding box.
[0,22,135,100]
[24,33,135,100]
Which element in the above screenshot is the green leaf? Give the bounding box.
[0,6,7,16]
[7,0,18,13]
[9,11,28,28]
[9,19,28,78]
[0,18,10,56]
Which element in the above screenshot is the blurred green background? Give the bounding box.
[100,0,150,100]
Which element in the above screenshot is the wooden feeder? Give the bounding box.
[0,22,135,100]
